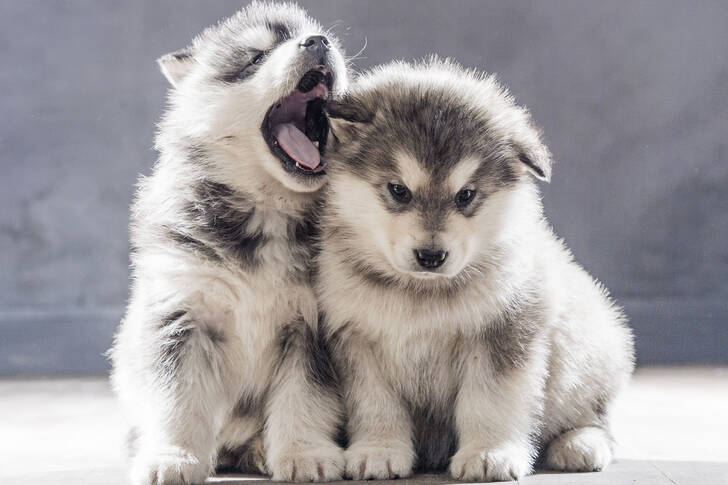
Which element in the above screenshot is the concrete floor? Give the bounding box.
[1,367,727,485]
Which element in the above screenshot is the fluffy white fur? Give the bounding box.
[317,59,635,481]
[110,3,349,484]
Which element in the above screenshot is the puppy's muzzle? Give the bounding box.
[300,35,330,64]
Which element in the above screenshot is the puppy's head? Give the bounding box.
[323,59,551,285]
[158,2,348,194]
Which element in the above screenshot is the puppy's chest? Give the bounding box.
[377,331,462,404]
[246,210,315,278]
[227,211,319,331]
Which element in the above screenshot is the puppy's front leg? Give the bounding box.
[128,310,233,485]
[265,318,345,482]
[337,339,415,480]
[449,329,548,482]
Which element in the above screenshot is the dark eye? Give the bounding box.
[388,183,412,203]
[251,52,265,65]
[456,188,476,208]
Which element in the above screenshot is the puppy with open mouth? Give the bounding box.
[110,3,348,483]
[317,59,635,481]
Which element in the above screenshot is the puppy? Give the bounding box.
[110,3,349,483]
[317,59,635,481]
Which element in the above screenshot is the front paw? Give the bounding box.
[449,445,532,482]
[269,443,345,482]
[545,426,613,472]
[344,441,415,480]
[131,448,210,485]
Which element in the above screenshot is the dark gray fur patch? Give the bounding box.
[157,321,193,378]
[233,391,265,419]
[478,297,543,374]
[407,399,458,472]
[591,393,610,424]
[518,152,546,179]
[338,90,486,178]
[167,230,221,261]
[203,326,226,345]
[275,317,339,393]
[187,180,268,268]
[214,19,295,84]
[217,434,267,474]
[185,143,209,165]
[326,98,376,124]
[267,21,292,43]
[160,309,187,328]
[285,204,320,281]
[172,49,192,61]
[216,47,262,83]
[155,310,224,377]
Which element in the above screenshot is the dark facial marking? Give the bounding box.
[215,20,295,84]
[216,47,268,84]
[267,21,292,43]
[330,86,526,227]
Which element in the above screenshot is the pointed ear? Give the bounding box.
[157,48,195,87]
[510,125,552,182]
[325,97,375,143]
[326,98,375,124]
[517,148,552,182]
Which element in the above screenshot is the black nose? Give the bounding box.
[301,35,330,54]
[414,248,448,269]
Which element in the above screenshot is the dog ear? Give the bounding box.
[510,125,552,182]
[516,147,552,182]
[157,48,195,87]
[325,96,375,141]
[326,98,374,124]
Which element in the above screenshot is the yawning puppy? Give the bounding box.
[110,3,348,483]
[317,59,635,481]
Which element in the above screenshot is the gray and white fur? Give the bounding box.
[110,3,349,483]
[317,59,635,481]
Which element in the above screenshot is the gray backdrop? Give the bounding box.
[1,1,726,375]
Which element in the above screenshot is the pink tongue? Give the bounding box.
[273,123,320,170]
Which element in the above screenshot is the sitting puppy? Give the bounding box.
[110,3,348,484]
[317,59,635,482]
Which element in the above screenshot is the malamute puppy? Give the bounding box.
[110,3,348,484]
[317,60,635,481]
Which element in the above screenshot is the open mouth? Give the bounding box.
[261,66,333,176]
